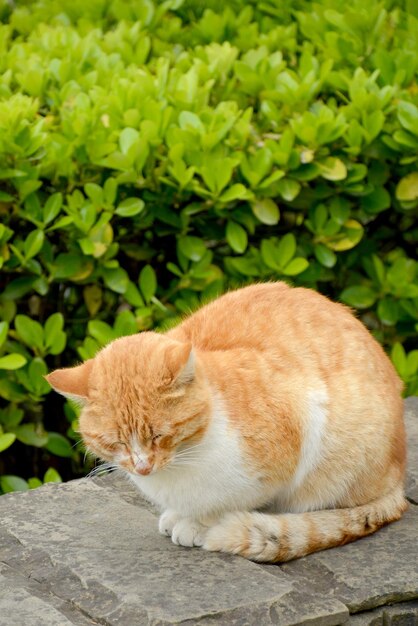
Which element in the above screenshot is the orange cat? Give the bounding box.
[47,282,407,562]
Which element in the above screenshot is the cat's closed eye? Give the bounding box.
[108,441,128,452]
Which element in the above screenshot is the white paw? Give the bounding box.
[158,510,183,537]
[171,518,207,547]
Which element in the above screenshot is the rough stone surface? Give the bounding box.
[405,397,418,504]
[265,505,418,613]
[0,399,417,625]
[349,601,418,625]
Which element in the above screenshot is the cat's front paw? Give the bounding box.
[171,518,207,548]
[159,510,183,537]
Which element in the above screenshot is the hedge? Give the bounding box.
[0,0,418,493]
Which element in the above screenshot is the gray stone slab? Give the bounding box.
[348,601,418,625]
[0,573,77,626]
[405,397,418,504]
[264,504,418,614]
[0,478,347,626]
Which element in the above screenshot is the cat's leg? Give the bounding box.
[203,482,407,562]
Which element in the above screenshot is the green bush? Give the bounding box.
[1,0,418,493]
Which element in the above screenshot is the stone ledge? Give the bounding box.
[0,399,417,626]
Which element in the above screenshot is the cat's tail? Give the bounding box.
[203,484,408,562]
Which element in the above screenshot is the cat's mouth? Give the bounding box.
[134,465,153,476]
[127,458,172,476]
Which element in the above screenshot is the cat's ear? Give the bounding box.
[167,342,195,385]
[45,360,94,404]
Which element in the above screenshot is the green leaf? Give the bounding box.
[230,257,260,276]
[325,220,364,251]
[139,265,157,303]
[200,155,236,194]
[15,314,44,352]
[0,191,13,201]
[0,321,9,348]
[251,198,280,225]
[277,233,296,267]
[84,183,103,205]
[261,239,280,270]
[45,433,73,458]
[43,193,63,225]
[318,157,347,181]
[396,172,418,202]
[371,255,385,287]
[104,177,118,205]
[407,350,418,377]
[178,236,206,261]
[361,188,391,214]
[84,284,103,316]
[1,277,36,300]
[52,253,85,279]
[24,229,44,260]
[282,258,309,276]
[0,475,29,493]
[88,320,115,346]
[44,313,66,351]
[0,354,27,370]
[226,221,248,254]
[391,342,406,378]
[398,101,418,136]
[102,267,129,294]
[119,127,140,154]
[340,286,377,309]
[13,423,48,447]
[387,258,416,287]
[28,477,43,489]
[114,310,138,336]
[116,197,145,217]
[0,406,24,428]
[219,184,254,203]
[377,299,399,326]
[28,357,50,396]
[47,215,73,231]
[44,468,62,483]
[178,111,204,132]
[276,179,301,202]
[314,243,337,268]
[0,433,16,452]
[124,281,144,307]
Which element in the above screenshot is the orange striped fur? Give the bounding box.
[47,283,407,562]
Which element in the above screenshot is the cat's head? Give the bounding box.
[46,333,212,476]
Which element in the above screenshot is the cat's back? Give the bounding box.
[168,281,401,393]
[169,281,359,352]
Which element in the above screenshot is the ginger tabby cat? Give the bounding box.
[47,283,407,562]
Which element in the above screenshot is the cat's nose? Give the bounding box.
[134,457,153,475]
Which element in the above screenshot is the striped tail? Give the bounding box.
[203,485,408,562]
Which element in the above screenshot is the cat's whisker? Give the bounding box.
[177,442,205,454]
[171,453,202,463]
[173,447,205,460]
[173,453,202,462]
[84,462,119,480]
[170,459,199,467]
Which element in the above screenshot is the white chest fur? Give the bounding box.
[129,398,264,519]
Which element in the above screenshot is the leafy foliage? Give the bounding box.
[1,0,418,492]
